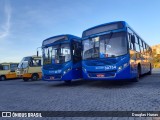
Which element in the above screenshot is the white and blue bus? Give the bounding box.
[82,21,152,82]
[42,34,82,83]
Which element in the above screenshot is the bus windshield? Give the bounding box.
[18,57,30,69]
[82,32,127,60]
[43,43,71,65]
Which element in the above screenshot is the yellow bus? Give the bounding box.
[0,63,18,81]
[16,55,42,81]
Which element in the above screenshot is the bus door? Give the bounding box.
[72,40,82,79]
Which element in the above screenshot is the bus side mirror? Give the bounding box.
[131,35,135,43]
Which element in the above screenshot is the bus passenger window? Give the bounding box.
[3,65,9,70]
[135,43,140,52]
[33,60,41,66]
[10,64,18,72]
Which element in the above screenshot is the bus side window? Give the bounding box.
[134,36,140,52]
[128,34,132,49]
[130,34,136,50]
[3,65,9,70]
[10,64,18,72]
[140,40,144,53]
[32,59,41,66]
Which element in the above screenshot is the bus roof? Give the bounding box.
[42,34,81,47]
[23,55,41,59]
[83,21,126,31]
[82,21,128,37]
[82,21,151,48]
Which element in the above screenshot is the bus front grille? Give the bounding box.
[87,71,116,78]
[44,74,62,80]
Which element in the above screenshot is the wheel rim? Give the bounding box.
[32,75,37,80]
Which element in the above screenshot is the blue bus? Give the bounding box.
[82,21,152,82]
[42,34,82,83]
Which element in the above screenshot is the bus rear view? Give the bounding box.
[42,34,82,83]
[82,21,152,81]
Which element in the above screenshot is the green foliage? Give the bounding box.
[152,49,160,68]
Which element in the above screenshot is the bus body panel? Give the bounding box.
[82,65,132,80]
[82,21,153,81]
[42,61,82,81]
[82,54,134,80]
[0,63,18,80]
[6,72,17,79]
[42,34,82,82]
[23,72,42,79]
[16,56,42,80]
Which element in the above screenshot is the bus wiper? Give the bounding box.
[105,32,113,53]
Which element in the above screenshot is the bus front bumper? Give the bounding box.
[42,70,72,81]
[82,65,132,81]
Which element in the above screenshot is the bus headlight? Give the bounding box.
[82,67,87,72]
[118,66,123,72]
[118,63,128,72]
[63,67,71,75]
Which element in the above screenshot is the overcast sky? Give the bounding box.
[0,0,160,63]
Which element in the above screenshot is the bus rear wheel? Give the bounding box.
[0,76,6,81]
[31,74,39,81]
[132,66,141,82]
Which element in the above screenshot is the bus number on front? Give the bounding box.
[105,66,116,70]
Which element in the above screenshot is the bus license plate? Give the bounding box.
[97,74,105,77]
[50,76,54,80]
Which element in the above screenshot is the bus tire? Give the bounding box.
[23,78,29,82]
[148,64,152,75]
[132,65,141,82]
[64,80,71,84]
[31,74,39,81]
[0,76,6,81]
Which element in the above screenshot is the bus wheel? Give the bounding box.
[0,76,6,81]
[64,80,71,84]
[23,78,29,82]
[148,64,152,75]
[132,67,141,82]
[31,74,39,81]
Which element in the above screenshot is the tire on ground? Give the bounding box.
[31,74,39,81]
